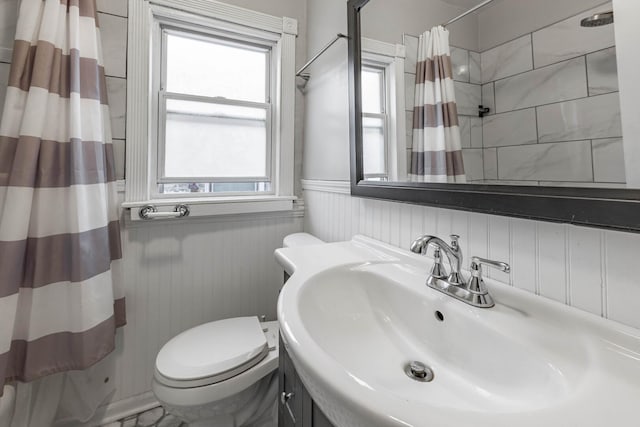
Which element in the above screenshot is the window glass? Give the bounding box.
[165,32,268,102]
[363,116,385,176]
[361,68,384,114]
[163,99,268,179]
[159,181,271,194]
[158,29,273,195]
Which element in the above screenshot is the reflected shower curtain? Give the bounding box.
[409,26,466,182]
[0,0,125,396]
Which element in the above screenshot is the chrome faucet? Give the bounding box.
[410,234,463,285]
[410,235,510,308]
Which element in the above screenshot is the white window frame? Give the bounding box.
[362,38,407,181]
[124,0,298,220]
[156,28,273,190]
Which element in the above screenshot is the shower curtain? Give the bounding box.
[0,0,125,401]
[409,26,466,182]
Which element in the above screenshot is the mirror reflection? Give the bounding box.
[360,0,630,188]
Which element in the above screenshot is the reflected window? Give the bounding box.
[362,66,388,180]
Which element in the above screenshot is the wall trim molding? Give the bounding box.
[362,37,405,59]
[149,0,290,34]
[301,179,351,194]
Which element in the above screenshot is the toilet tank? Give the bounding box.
[0,385,15,426]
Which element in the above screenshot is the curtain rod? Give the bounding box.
[296,33,349,78]
[442,0,495,27]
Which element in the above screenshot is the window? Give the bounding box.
[362,65,388,180]
[125,0,297,218]
[361,39,407,182]
[158,30,273,196]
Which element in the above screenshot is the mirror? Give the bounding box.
[348,0,640,232]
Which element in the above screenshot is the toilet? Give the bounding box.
[152,233,323,427]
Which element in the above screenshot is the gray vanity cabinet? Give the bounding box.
[279,336,334,427]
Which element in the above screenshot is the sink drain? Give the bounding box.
[404,361,434,382]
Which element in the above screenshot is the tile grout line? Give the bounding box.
[534,105,540,144]
[483,90,620,119]
[97,10,128,19]
[530,33,536,70]
[584,54,591,97]
[590,140,596,183]
[489,54,595,89]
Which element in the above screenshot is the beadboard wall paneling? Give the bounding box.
[111,212,303,403]
[302,180,640,331]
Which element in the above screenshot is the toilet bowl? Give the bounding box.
[152,233,323,426]
[153,318,279,427]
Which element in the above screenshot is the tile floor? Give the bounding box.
[102,406,184,427]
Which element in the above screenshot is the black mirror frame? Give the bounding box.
[347,0,640,232]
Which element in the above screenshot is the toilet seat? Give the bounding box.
[155,317,269,388]
[153,320,279,407]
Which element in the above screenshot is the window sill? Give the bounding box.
[121,195,298,222]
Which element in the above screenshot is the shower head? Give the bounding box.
[580,11,614,27]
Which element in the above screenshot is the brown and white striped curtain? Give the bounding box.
[410,26,466,183]
[0,0,125,394]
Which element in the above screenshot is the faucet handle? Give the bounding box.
[449,234,460,249]
[468,256,510,294]
[471,256,510,273]
[430,248,447,279]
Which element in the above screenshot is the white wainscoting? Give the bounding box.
[302,180,640,331]
[107,210,303,409]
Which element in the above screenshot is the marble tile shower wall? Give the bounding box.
[0,0,128,180]
[402,3,622,187]
[403,34,485,182]
[480,2,623,186]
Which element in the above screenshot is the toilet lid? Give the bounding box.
[155,317,268,387]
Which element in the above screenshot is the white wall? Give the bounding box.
[302,0,351,181]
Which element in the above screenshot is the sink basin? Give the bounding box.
[276,236,640,427]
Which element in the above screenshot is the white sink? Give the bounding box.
[276,236,640,427]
